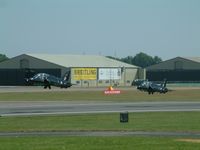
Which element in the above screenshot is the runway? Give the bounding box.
[0,86,135,93]
[1,131,200,137]
[1,101,200,116]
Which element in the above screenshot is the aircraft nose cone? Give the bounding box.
[163,88,168,93]
[25,78,31,82]
[25,78,34,85]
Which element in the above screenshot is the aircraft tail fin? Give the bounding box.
[62,70,71,81]
[162,78,167,87]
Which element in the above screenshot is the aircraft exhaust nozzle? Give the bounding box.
[25,78,31,83]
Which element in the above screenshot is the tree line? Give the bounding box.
[107,52,162,68]
[0,54,9,63]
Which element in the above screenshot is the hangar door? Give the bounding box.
[0,69,61,86]
[147,70,200,82]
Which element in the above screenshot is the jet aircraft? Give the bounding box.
[25,72,73,89]
[131,79,148,86]
[133,79,168,94]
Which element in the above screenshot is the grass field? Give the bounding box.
[0,112,200,132]
[1,112,200,149]
[0,136,200,150]
[0,88,200,101]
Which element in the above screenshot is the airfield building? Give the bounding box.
[0,54,145,87]
[146,57,200,82]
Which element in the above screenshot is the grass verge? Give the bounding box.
[0,136,200,150]
[0,111,200,132]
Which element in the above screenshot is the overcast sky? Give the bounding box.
[0,0,200,60]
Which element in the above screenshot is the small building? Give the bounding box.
[146,57,200,82]
[0,54,146,87]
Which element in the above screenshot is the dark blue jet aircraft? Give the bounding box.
[25,72,73,89]
[133,79,168,94]
[132,79,148,86]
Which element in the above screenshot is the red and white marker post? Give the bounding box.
[104,86,121,94]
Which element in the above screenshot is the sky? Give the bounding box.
[0,0,200,60]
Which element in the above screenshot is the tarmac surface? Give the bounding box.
[1,101,200,116]
[1,131,200,137]
[0,86,135,93]
[1,85,200,93]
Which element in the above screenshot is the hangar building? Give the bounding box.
[0,54,145,87]
[146,57,200,82]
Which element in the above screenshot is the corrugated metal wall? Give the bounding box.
[147,70,200,82]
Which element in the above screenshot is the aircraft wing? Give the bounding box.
[149,83,161,91]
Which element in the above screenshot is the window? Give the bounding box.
[105,80,110,83]
[98,80,102,84]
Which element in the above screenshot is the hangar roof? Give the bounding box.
[183,57,200,63]
[146,56,200,70]
[27,54,138,68]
